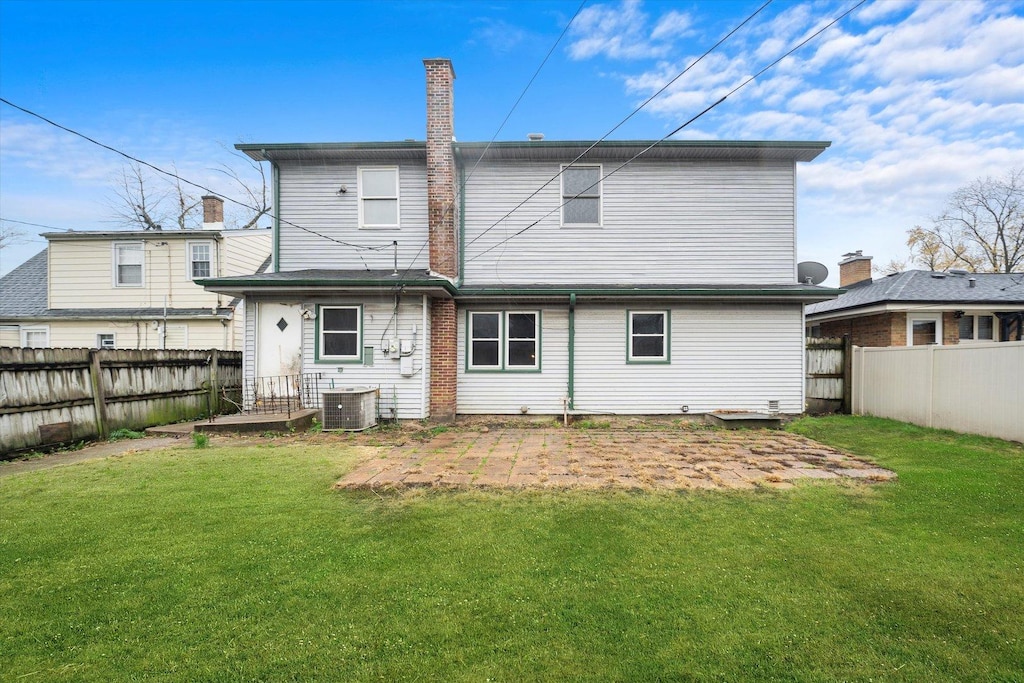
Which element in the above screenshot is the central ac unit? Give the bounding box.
[321,387,378,431]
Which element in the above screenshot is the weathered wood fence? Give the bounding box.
[852,341,1024,442]
[0,348,242,456]
[805,336,851,414]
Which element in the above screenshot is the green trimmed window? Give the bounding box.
[628,311,669,362]
[468,311,539,371]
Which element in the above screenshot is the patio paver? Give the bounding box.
[335,428,896,491]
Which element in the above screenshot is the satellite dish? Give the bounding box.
[797,261,828,285]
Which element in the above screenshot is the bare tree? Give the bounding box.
[0,222,26,251]
[214,151,271,230]
[907,169,1024,273]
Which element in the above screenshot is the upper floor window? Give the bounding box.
[467,311,540,371]
[359,167,400,228]
[188,241,212,279]
[628,310,670,363]
[113,242,143,287]
[561,165,602,226]
[317,305,362,362]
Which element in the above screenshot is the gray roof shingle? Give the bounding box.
[807,270,1024,316]
[0,249,48,317]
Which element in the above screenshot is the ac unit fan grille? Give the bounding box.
[322,388,378,431]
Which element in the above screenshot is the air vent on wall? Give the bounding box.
[322,387,379,431]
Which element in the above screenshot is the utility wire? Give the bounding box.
[464,0,774,250]
[0,97,393,269]
[0,217,71,232]
[467,0,868,262]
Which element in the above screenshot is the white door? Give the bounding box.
[257,303,303,378]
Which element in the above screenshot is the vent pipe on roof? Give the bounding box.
[969,277,977,288]
[528,133,544,141]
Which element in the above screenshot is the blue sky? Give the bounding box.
[1,0,1022,284]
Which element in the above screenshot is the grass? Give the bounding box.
[1,415,1022,681]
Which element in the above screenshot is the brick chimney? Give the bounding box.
[424,58,458,422]
[839,250,872,287]
[202,195,225,230]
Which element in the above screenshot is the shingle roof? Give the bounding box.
[0,249,48,317]
[806,270,1024,316]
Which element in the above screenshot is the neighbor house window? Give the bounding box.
[908,314,941,346]
[561,164,602,226]
[318,305,362,362]
[467,311,540,371]
[359,167,399,228]
[21,326,49,348]
[113,242,143,286]
[96,333,115,349]
[188,241,212,279]
[958,314,995,342]
[628,311,670,362]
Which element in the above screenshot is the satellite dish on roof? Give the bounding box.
[797,261,828,285]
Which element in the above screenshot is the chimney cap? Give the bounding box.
[839,250,872,265]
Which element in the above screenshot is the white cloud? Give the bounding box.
[650,10,693,41]
[568,0,695,60]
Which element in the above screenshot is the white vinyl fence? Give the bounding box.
[852,341,1024,442]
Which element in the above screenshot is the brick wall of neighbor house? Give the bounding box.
[430,298,457,420]
[820,312,903,347]
[424,58,458,421]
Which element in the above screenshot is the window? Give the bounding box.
[97,333,115,349]
[561,165,601,226]
[628,311,670,362]
[908,314,941,346]
[467,311,540,371]
[188,241,212,279]
[21,326,49,348]
[359,167,399,228]
[958,314,995,342]
[113,242,143,286]
[318,305,362,362]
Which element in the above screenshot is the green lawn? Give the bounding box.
[1,416,1021,681]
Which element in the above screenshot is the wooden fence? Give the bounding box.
[0,347,242,456]
[806,337,850,414]
[852,341,1024,442]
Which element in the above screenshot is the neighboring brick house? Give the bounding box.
[0,198,271,351]
[805,251,1024,346]
[200,58,841,420]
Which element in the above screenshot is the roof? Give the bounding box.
[42,229,229,241]
[238,140,830,164]
[0,248,48,317]
[27,307,234,321]
[198,269,459,298]
[806,270,1024,317]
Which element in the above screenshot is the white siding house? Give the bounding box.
[200,58,839,420]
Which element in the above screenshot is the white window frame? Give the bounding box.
[560,164,602,227]
[957,312,997,343]
[21,325,49,348]
[96,333,116,349]
[467,311,540,372]
[317,305,363,362]
[187,240,214,280]
[358,166,400,229]
[628,310,670,363]
[907,313,942,346]
[112,241,144,287]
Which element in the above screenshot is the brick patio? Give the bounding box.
[335,428,896,491]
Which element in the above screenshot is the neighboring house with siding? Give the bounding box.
[806,251,1024,346]
[0,197,271,351]
[200,58,840,420]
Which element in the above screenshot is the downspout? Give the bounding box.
[422,294,429,419]
[270,157,280,273]
[455,146,465,287]
[568,292,576,411]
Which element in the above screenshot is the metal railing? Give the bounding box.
[242,373,324,417]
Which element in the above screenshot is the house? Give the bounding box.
[199,58,839,420]
[805,251,1024,346]
[0,197,271,350]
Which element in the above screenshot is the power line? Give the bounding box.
[0,97,394,268]
[464,0,774,251]
[0,217,71,232]
[466,0,868,262]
